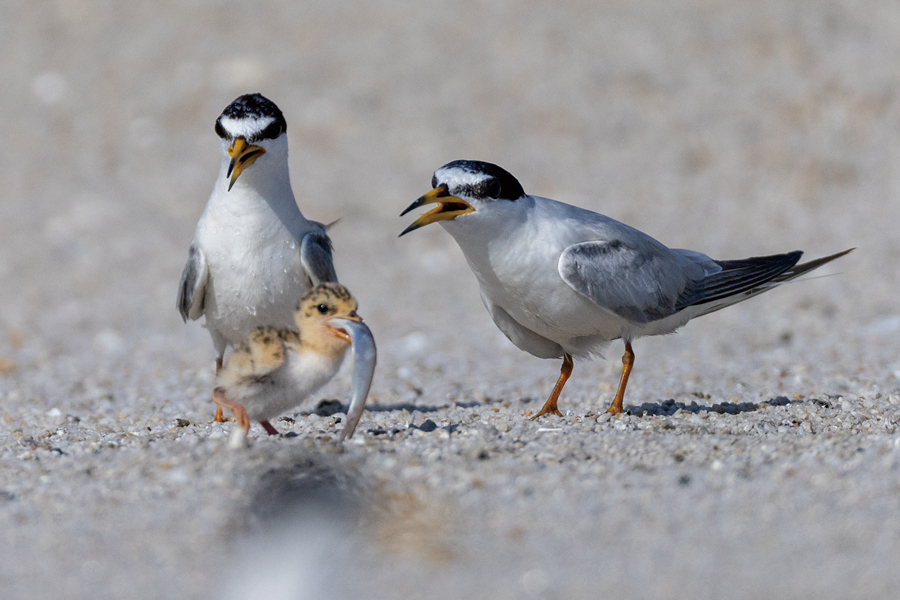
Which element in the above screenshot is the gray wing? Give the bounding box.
[176,243,209,322]
[299,226,337,285]
[560,240,811,324]
[558,240,705,323]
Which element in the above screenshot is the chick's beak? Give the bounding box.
[226,137,266,191]
[326,314,363,343]
[399,184,474,236]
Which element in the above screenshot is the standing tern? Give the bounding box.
[177,93,338,421]
[213,283,376,447]
[400,160,852,419]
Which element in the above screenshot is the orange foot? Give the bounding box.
[604,342,634,416]
[528,353,573,421]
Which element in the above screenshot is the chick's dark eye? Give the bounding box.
[481,178,501,199]
[317,304,329,314]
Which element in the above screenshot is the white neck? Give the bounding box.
[209,136,311,240]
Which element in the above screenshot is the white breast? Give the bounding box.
[194,172,314,347]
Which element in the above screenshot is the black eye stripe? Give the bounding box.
[477,179,501,198]
[457,178,501,199]
[256,118,285,142]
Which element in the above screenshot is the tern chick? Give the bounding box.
[213,283,376,447]
[401,160,852,419]
[177,93,338,421]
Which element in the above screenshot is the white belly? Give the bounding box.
[196,203,310,347]
[240,349,346,422]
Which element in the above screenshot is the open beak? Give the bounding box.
[325,314,362,344]
[226,137,266,191]
[327,318,377,442]
[399,184,474,236]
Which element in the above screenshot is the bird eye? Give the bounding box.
[317,304,329,314]
[431,174,438,188]
[480,178,501,199]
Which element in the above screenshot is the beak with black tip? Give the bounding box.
[227,137,267,191]
[399,184,475,236]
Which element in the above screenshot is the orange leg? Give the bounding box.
[606,342,634,415]
[213,358,225,423]
[260,420,279,435]
[529,353,573,420]
[212,387,250,434]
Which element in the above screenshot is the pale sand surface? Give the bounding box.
[1,1,900,598]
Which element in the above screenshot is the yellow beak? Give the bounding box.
[398,184,475,236]
[226,138,266,191]
[327,314,364,343]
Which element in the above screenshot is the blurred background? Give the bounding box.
[1,0,899,598]
[3,0,896,365]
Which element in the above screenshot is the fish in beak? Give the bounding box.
[327,317,377,442]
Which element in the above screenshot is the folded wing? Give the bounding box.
[559,241,849,324]
[300,228,338,286]
[176,243,209,322]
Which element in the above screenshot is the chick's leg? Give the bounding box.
[529,353,573,420]
[260,421,279,435]
[212,387,249,433]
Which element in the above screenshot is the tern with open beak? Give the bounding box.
[401,160,852,419]
[177,94,338,422]
[213,283,376,447]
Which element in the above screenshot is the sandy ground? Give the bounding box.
[2,0,900,598]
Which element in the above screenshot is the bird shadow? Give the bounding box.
[625,394,809,417]
[300,398,486,418]
[295,394,812,424]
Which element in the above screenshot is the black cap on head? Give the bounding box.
[215,93,287,143]
[439,160,526,201]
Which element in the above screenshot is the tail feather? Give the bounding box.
[686,248,854,318]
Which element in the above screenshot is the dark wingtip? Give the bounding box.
[790,247,854,273]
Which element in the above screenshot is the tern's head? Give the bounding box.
[399,160,526,236]
[295,283,362,355]
[215,93,288,191]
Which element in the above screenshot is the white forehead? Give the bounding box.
[219,115,276,139]
[435,166,490,187]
